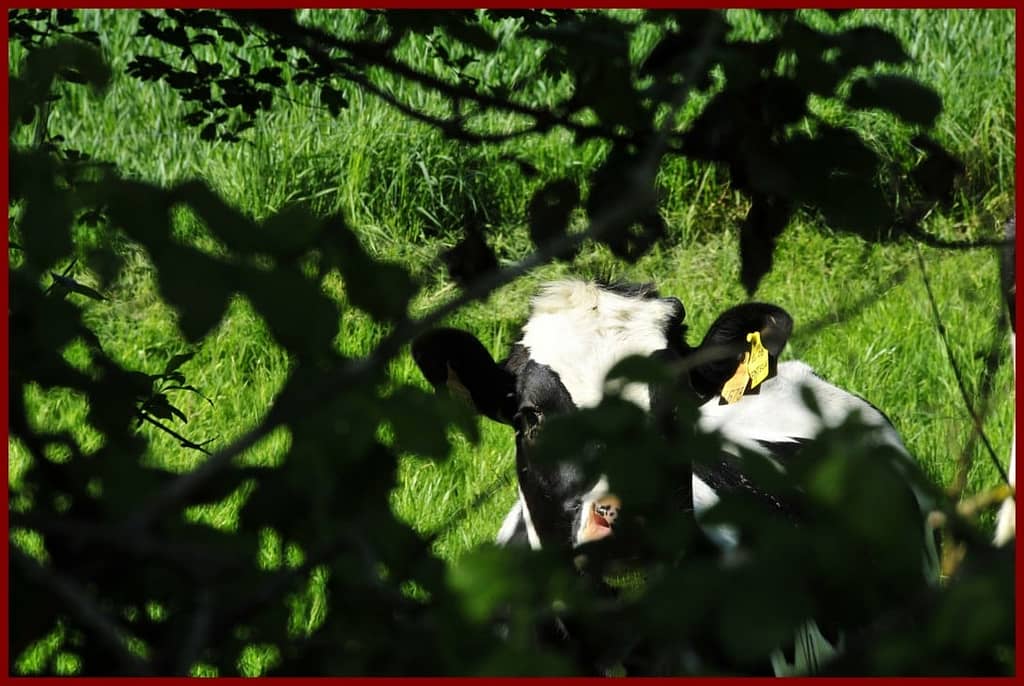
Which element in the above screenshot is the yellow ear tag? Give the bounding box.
[746,331,769,389]
[720,352,750,404]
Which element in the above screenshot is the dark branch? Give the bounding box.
[138,411,214,456]
[913,245,1010,487]
[11,545,154,676]
[904,223,1015,250]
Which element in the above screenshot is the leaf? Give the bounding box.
[126,55,172,82]
[172,180,261,254]
[440,224,498,288]
[499,154,539,178]
[640,10,726,80]
[384,386,463,459]
[152,244,233,342]
[42,38,110,94]
[527,178,579,259]
[739,194,793,295]
[164,352,195,375]
[159,371,186,385]
[48,273,106,301]
[164,384,214,406]
[320,84,348,116]
[605,354,675,387]
[836,25,908,69]
[814,177,893,241]
[260,203,323,257]
[236,264,340,360]
[124,371,156,399]
[71,30,101,46]
[56,9,78,26]
[182,110,207,127]
[13,151,74,273]
[254,66,284,87]
[909,135,964,207]
[445,17,499,51]
[847,75,943,128]
[217,25,244,45]
[144,393,188,423]
[586,145,664,262]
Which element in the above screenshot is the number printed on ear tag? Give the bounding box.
[720,353,750,404]
[746,331,769,389]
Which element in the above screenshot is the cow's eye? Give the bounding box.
[514,406,543,436]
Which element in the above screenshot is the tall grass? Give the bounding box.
[8,9,1015,675]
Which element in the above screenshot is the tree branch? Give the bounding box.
[175,589,214,676]
[11,546,153,676]
[913,244,1010,487]
[11,512,243,580]
[138,411,214,456]
[230,10,693,155]
[904,223,1015,251]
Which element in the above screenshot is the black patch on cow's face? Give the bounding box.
[512,359,589,547]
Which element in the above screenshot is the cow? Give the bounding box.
[412,279,938,674]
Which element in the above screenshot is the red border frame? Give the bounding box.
[1,5,9,684]
[2,3,1019,684]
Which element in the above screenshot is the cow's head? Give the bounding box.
[412,280,793,550]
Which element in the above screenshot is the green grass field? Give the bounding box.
[9,9,1016,676]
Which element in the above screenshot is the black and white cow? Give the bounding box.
[412,279,937,673]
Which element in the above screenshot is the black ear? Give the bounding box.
[689,303,793,399]
[411,328,517,424]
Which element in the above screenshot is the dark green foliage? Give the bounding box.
[528,179,580,260]
[8,9,1012,677]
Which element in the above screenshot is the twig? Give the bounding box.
[904,223,1015,251]
[11,513,242,579]
[230,11,692,156]
[913,244,1009,486]
[424,470,515,542]
[956,483,1014,519]
[138,411,214,456]
[338,66,537,145]
[11,546,153,675]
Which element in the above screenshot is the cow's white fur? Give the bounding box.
[699,360,905,454]
[520,280,677,410]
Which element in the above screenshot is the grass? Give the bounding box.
[8,9,1015,676]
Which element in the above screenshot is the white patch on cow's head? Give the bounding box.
[519,280,677,409]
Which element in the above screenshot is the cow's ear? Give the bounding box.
[411,328,517,424]
[689,303,793,399]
